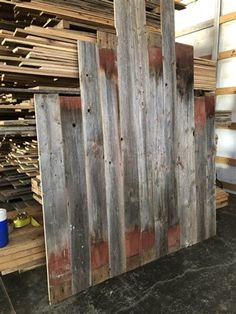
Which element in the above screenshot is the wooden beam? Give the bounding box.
[218,49,236,60]
[176,19,214,38]
[216,87,236,95]
[220,12,236,24]
[216,156,236,167]
[221,181,236,192]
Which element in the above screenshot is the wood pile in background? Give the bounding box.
[215,111,232,128]
[0,0,185,89]
[216,187,229,209]
[194,58,216,91]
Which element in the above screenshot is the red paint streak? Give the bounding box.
[205,95,215,116]
[195,97,206,129]
[176,43,194,68]
[168,224,180,250]
[148,47,162,71]
[98,48,117,78]
[141,229,155,251]
[48,246,72,286]
[60,96,81,110]
[91,241,109,269]
[125,227,141,257]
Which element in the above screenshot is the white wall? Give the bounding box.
[176,0,236,193]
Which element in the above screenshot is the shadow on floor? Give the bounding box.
[1,195,236,314]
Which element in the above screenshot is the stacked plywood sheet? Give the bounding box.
[216,187,229,209]
[0,203,45,275]
[194,58,216,91]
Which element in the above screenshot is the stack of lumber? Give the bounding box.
[215,111,232,128]
[0,150,33,202]
[194,58,216,91]
[0,202,45,275]
[6,139,39,177]
[216,187,229,209]
[0,0,185,88]
[0,98,36,136]
[31,174,42,204]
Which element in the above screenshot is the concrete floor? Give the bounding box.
[1,195,236,314]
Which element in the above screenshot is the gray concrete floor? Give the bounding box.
[1,195,236,314]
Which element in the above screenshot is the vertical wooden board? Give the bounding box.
[194,97,207,241]
[97,32,126,277]
[147,36,168,257]
[60,96,90,293]
[175,43,197,247]
[78,41,109,284]
[35,94,72,304]
[205,95,216,238]
[114,0,155,269]
[160,0,178,228]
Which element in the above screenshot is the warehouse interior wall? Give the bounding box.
[176,0,236,194]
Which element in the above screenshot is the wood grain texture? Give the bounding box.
[205,95,216,238]
[148,35,168,257]
[114,0,155,269]
[97,32,126,276]
[194,96,207,241]
[78,41,109,283]
[35,94,72,304]
[60,96,90,293]
[175,44,197,247]
[160,0,177,228]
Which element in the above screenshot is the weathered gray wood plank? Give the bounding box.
[205,95,216,238]
[148,35,168,257]
[60,96,90,293]
[78,41,109,284]
[160,0,178,227]
[35,94,72,304]
[175,44,197,247]
[115,0,155,269]
[97,32,126,277]
[194,96,207,241]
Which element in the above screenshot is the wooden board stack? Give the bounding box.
[0,202,45,275]
[194,58,216,91]
[216,187,229,209]
[0,0,186,89]
[31,175,42,204]
[215,111,232,128]
[0,98,36,136]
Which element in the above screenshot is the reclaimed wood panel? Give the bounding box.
[36,1,216,303]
